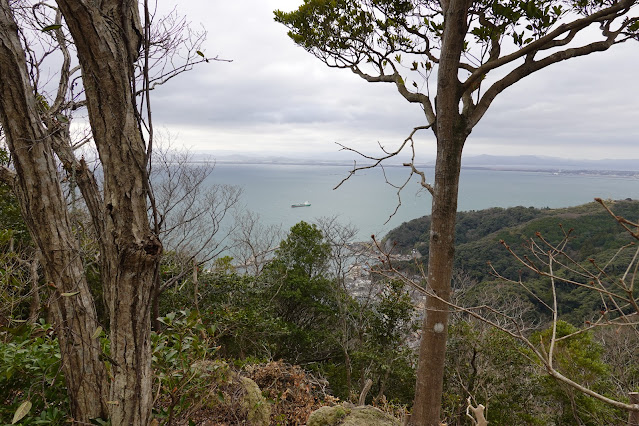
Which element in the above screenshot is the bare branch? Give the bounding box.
[596,197,639,238]
[351,66,436,124]
[463,0,635,95]
[334,125,431,190]
[469,16,629,128]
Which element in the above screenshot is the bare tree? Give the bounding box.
[150,142,242,326]
[316,216,367,398]
[276,2,639,423]
[231,210,283,276]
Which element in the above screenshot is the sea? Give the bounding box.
[204,163,639,242]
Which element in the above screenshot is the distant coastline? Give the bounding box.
[189,154,639,179]
[456,166,639,178]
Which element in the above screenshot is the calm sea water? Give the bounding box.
[207,163,639,241]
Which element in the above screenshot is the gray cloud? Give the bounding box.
[152,0,639,160]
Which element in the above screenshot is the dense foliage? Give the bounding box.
[386,199,639,324]
[443,319,627,425]
[1,194,638,424]
[0,322,68,425]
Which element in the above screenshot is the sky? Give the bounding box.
[150,0,639,161]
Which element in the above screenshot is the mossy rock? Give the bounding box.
[307,404,400,426]
[240,376,271,426]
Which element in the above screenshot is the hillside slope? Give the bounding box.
[383,199,639,323]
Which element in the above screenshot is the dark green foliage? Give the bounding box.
[199,271,289,360]
[350,280,417,404]
[385,205,545,254]
[262,221,341,362]
[0,148,29,249]
[269,221,331,279]
[0,170,36,324]
[529,321,625,425]
[443,319,627,425]
[0,185,29,250]
[167,221,344,364]
[321,280,418,405]
[152,310,228,424]
[160,221,419,406]
[387,200,639,323]
[443,320,547,425]
[0,322,70,425]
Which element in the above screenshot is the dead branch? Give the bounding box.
[466,397,488,426]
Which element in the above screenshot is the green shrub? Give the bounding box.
[0,321,69,425]
[152,310,226,423]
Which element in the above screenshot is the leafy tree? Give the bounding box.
[275,1,639,423]
[271,221,332,279]
[172,268,288,360]
[352,280,417,405]
[264,221,340,362]
[443,320,547,425]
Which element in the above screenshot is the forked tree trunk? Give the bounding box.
[55,1,162,424]
[0,2,109,420]
[1,0,161,424]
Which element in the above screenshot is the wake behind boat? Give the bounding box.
[291,201,311,208]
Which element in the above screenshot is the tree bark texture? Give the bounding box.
[54,1,162,424]
[1,0,162,423]
[410,0,470,424]
[0,1,109,420]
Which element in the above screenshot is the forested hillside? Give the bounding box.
[385,199,639,324]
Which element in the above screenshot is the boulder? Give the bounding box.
[239,376,271,426]
[307,404,401,426]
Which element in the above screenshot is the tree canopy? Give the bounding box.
[276,0,639,134]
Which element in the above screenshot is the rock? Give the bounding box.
[240,376,271,426]
[307,404,401,426]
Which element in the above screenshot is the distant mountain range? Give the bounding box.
[460,155,639,171]
[196,152,639,172]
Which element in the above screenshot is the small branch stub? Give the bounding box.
[630,392,639,426]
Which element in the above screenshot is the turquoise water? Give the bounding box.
[207,163,639,240]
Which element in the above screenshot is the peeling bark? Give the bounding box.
[54,1,162,424]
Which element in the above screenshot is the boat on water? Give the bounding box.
[291,201,311,208]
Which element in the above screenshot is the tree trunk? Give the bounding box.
[410,0,470,423]
[2,0,161,423]
[0,2,109,420]
[55,1,162,423]
[410,138,464,425]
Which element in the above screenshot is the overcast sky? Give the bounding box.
[150,0,639,161]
